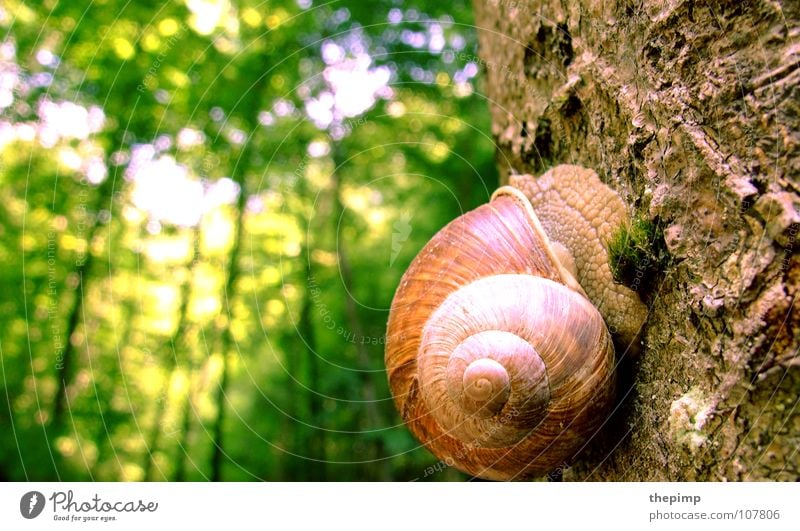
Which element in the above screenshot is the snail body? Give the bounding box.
[385,165,646,480]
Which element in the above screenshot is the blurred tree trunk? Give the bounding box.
[173,323,205,481]
[173,366,199,481]
[473,0,798,480]
[209,179,246,482]
[297,257,326,480]
[51,175,115,428]
[331,146,391,481]
[207,56,272,481]
[144,224,201,480]
[290,171,327,481]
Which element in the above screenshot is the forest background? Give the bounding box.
[0,0,497,481]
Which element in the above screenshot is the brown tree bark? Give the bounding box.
[472,0,798,480]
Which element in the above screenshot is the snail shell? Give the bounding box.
[385,186,616,480]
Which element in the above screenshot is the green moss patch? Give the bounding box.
[607,216,669,296]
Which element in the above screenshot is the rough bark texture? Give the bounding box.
[473,0,799,480]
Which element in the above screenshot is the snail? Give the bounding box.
[385,165,647,480]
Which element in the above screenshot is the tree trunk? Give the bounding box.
[209,180,246,482]
[297,257,326,481]
[472,0,799,480]
[331,145,390,481]
[51,175,115,428]
[144,224,201,481]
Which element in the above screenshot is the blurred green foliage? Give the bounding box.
[0,0,498,481]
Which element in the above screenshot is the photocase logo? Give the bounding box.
[390,210,413,266]
[20,491,45,519]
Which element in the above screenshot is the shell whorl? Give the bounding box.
[418,273,611,450]
[386,189,616,480]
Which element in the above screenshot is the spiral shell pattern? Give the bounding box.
[386,188,616,480]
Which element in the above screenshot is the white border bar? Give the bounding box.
[2,482,798,530]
